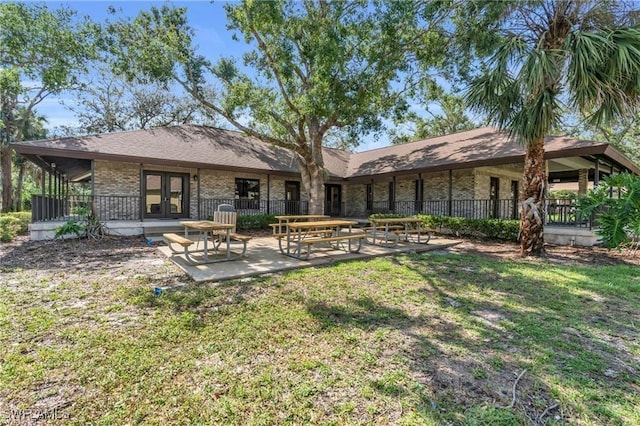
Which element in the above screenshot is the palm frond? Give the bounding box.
[567,27,640,128]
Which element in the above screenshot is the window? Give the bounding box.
[365,183,373,211]
[235,178,260,210]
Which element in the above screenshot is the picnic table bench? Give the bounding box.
[163,221,251,265]
[367,217,431,247]
[281,219,364,260]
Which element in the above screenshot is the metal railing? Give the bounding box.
[546,198,592,228]
[370,199,520,220]
[31,195,591,228]
[199,198,309,218]
[32,195,141,222]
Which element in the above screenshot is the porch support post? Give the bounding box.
[609,161,614,198]
[47,165,52,220]
[371,178,374,213]
[40,165,46,221]
[267,174,271,214]
[594,159,600,186]
[196,168,201,220]
[447,170,453,217]
[392,176,396,213]
[138,163,143,220]
[417,173,423,214]
[578,169,588,195]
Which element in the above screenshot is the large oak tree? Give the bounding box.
[106,1,448,214]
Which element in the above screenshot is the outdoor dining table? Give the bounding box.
[368,217,430,247]
[282,219,362,259]
[272,214,330,235]
[180,220,235,263]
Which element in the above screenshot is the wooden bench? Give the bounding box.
[360,225,403,231]
[293,234,365,259]
[212,232,253,256]
[361,228,400,247]
[163,232,195,255]
[394,229,431,244]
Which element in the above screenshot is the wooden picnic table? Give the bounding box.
[271,214,330,235]
[163,220,236,264]
[282,219,364,259]
[368,217,431,247]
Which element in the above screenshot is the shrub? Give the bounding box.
[236,214,277,230]
[55,220,85,239]
[550,189,577,200]
[0,212,31,242]
[417,214,520,242]
[368,213,406,220]
[367,213,519,242]
[577,172,640,250]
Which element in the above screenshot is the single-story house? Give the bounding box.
[11,125,640,244]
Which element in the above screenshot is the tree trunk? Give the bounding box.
[15,160,26,211]
[520,137,546,256]
[298,158,325,215]
[0,146,13,213]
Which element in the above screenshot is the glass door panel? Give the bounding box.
[143,172,189,218]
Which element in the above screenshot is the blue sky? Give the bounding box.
[26,1,430,151]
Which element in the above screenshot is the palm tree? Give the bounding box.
[465,1,640,256]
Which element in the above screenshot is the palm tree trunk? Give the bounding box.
[520,137,546,256]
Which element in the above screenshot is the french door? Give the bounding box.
[325,184,342,216]
[143,172,190,219]
[285,181,301,214]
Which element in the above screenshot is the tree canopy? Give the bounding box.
[104,1,452,213]
[0,2,95,211]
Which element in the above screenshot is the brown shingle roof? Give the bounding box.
[12,125,640,178]
[13,125,302,174]
[346,126,631,177]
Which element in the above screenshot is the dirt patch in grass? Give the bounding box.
[444,238,640,267]
[2,234,639,272]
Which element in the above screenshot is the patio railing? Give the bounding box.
[199,198,309,218]
[31,195,591,228]
[32,195,141,222]
[370,199,520,220]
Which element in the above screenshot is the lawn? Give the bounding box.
[1,239,638,425]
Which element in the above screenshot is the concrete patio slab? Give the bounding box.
[158,235,462,282]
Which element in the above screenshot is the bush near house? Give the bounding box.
[0,211,31,242]
[369,213,520,242]
[550,189,578,199]
[237,214,277,230]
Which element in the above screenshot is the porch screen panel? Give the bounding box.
[146,174,162,214]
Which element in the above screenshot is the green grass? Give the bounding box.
[1,251,638,425]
